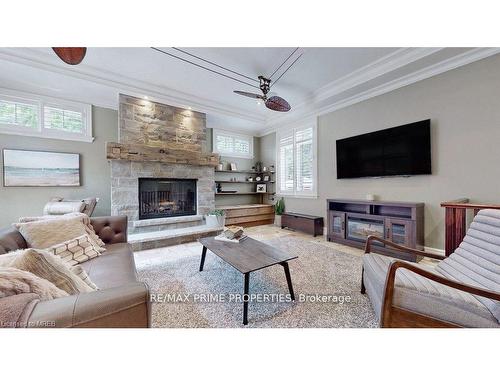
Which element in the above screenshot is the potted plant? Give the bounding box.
[206,209,226,228]
[274,197,285,227]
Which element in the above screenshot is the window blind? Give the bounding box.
[279,131,294,193]
[43,106,84,133]
[277,125,316,196]
[295,127,313,192]
[213,130,253,158]
[215,134,234,153]
[0,99,38,128]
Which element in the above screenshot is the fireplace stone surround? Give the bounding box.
[109,94,219,244]
[110,160,215,234]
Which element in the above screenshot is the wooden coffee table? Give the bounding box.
[198,236,298,325]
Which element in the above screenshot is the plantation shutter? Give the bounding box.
[213,129,253,158]
[43,106,85,133]
[277,124,316,196]
[215,134,234,153]
[0,98,39,129]
[278,130,294,193]
[295,127,314,192]
[233,137,250,154]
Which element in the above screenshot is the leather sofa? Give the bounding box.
[0,216,151,328]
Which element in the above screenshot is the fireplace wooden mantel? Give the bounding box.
[106,142,219,167]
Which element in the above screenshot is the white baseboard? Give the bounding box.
[424,246,445,256]
[322,226,446,256]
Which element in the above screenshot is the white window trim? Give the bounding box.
[276,121,318,198]
[212,128,254,159]
[0,88,93,143]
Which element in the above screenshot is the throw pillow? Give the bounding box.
[45,234,103,266]
[0,266,68,301]
[43,201,86,215]
[15,216,102,249]
[71,265,99,291]
[70,213,106,248]
[10,249,94,295]
[17,213,106,248]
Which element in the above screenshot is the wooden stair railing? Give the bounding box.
[440,198,500,256]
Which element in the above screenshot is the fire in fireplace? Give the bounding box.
[138,178,197,220]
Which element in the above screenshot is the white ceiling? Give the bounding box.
[0,47,498,135]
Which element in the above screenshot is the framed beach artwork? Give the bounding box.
[3,149,80,187]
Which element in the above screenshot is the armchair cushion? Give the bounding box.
[435,209,500,322]
[363,253,499,328]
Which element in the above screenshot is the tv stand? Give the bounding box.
[326,199,424,261]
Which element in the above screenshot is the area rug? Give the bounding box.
[135,236,378,328]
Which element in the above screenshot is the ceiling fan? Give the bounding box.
[52,47,87,65]
[234,76,291,112]
[151,47,303,113]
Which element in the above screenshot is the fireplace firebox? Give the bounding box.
[139,178,197,220]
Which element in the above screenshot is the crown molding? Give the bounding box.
[0,48,267,125]
[312,47,443,102]
[260,47,500,136]
[265,48,443,126]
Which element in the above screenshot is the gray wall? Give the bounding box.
[259,132,276,168]
[281,53,500,249]
[0,106,118,227]
[258,132,277,205]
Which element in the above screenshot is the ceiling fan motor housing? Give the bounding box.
[258,75,271,96]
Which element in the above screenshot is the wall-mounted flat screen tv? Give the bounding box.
[336,119,431,179]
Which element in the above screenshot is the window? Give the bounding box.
[0,99,38,129]
[277,123,317,197]
[0,88,93,142]
[213,129,253,159]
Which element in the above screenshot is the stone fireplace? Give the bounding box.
[110,160,215,234]
[138,178,197,220]
[108,94,219,243]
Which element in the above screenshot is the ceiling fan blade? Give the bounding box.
[265,96,291,112]
[233,90,265,100]
[52,47,87,65]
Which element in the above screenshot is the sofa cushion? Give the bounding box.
[363,253,499,327]
[436,209,500,322]
[81,243,137,289]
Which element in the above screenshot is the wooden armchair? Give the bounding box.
[361,209,500,328]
